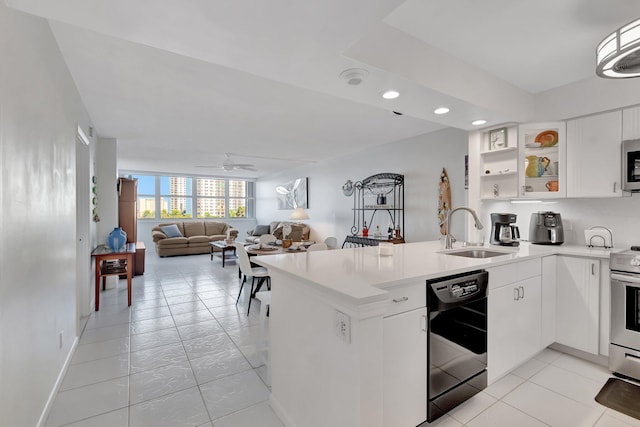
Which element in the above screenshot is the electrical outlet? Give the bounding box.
[334,310,351,344]
[59,331,63,349]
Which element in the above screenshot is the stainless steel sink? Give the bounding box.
[442,249,513,259]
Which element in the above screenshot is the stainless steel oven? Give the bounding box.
[610,249,640,380]
[622,139,640,192]
[425,270,488,423]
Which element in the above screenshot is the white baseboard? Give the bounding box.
[37,336,79,427]
[270,394,296,427]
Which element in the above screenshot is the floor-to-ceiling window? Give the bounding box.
[127,173,255,220]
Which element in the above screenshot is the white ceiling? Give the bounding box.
[6,0,640,177]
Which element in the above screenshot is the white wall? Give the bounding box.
[96,137,119,243]
[478,197,640,250]
[0,5,94,426]
[256,127,469,245]
[534,76,640,122]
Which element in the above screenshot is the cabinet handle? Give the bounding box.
[519,286,525,299]
[614,182,618,193]
[592,263,596,275]
[514,288,520,301]
[421,315,427,332]
[392,296,409,303]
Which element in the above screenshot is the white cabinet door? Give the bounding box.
[383,307,427,427]
[566,111,622,197]
[556,256,600,354]
[518,122,566,198]
[488,276,542,383]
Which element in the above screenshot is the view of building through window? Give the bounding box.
[130,174,253,219]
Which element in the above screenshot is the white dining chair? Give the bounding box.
[258,233,277,247]
[306,242,328,252]
[235,242,270,315]
[324,237,338,249]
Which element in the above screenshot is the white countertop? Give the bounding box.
[253,241,616,304]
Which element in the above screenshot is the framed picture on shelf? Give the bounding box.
[489,128,507,150]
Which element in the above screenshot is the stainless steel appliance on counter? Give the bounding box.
[529,211,564,245]
[622,139,640,192]
[425,270,488,423]
[490,213,520,246]
[610,248,640,381]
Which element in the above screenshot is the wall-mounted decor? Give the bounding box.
[276,177,308,209]
[489,127,507,150]
[92,176,100,222]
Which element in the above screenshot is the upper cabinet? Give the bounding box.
[566,111,622,198]
[518,122,566,198]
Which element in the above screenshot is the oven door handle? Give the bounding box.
[611,272,640,285]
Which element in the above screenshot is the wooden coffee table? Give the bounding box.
[210,241,237,267]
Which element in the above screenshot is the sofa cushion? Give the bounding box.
[205,221,226,236]
[183,221,205,237]
[160,224,182,238]
[156,236,188,246]
[188,236,211,244]
[273,224,304,241]
[252,224,270,236]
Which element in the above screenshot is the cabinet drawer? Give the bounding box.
[384,284,426,317]
[487,258,541,289]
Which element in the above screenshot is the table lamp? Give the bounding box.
[289,207,310,223]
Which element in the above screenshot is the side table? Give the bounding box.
[210,241,238,267]
[91,243,135,311]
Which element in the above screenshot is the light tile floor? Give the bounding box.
[45,251,640,426]
[46,251,280,427]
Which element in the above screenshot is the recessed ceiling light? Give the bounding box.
[382,90,400,100]
[472,119,487,126]
[434,107,450,115]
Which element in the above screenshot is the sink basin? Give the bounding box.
[442,249,513,259]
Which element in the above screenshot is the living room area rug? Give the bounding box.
[595,377,640,420]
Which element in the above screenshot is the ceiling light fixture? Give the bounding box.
[471,119,487,126]
[596,18,640,78]
[382,90,400,100]
[434,107,450,115]
[339,68,369,86]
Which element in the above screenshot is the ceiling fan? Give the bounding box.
[196,153,257,172]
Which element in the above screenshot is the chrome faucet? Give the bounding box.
[445,207,484,249]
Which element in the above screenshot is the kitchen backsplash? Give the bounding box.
[480,195,640,249]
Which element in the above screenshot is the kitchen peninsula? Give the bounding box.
[253,241,613,427]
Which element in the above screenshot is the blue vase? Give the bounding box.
[107,227,127,252]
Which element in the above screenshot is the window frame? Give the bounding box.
[126,172,255,220]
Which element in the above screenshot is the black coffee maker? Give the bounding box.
[490,213,520,246]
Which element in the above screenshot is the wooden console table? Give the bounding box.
[91,243,135,311]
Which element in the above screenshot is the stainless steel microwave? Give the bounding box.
[623,139,640,192]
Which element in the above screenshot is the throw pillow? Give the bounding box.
[161,224,182,238]
[252,224,271,236]
[272,226,284,240]
[288,225,304,242]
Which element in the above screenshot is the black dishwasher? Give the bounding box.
[424,270,488,423]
